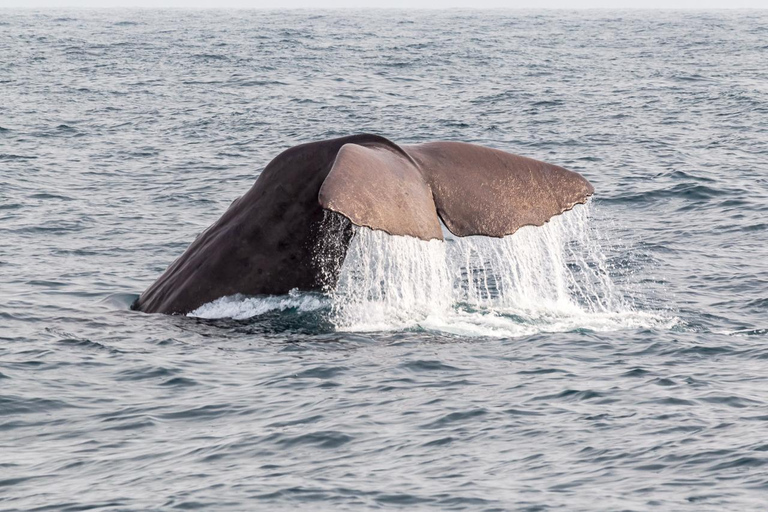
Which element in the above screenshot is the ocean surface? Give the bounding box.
[2,9,767,511]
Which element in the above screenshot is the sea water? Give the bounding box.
[2,9,768,511]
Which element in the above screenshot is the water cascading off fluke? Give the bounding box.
[327,203,647,335]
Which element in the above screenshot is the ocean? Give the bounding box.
[1,8,767,511]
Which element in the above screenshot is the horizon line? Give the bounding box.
[3,5,766,9]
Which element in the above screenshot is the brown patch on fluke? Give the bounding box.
[319,143,444,241]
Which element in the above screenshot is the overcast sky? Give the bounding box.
[4,0,766,8]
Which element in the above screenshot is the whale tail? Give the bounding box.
[136,134,594,314]
[319,139,594,241]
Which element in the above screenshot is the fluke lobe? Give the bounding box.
[134,134,594,314]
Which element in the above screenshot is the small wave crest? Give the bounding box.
[188,290,327,321]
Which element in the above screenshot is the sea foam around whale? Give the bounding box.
[190,204,678,336]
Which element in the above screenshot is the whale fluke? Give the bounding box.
[321,140,594,241]
[408,142,594,238]
[134,134,594,314]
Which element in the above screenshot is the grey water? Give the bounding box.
[2,8,768,511]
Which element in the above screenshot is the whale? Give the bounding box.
[134,134,594,314]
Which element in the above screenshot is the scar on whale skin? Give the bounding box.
[134,134,594,315]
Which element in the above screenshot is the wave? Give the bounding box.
[189,290,327,321]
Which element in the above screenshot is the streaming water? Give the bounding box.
[330,203,657,336]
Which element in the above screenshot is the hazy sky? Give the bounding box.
[5,0,767,8]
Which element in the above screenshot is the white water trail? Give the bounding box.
[331,203,674,336]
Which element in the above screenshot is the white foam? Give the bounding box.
[188,289,326,320]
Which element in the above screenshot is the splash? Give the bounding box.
[330,227,453,331]
[189,203,675,337]
[330,203,674,336]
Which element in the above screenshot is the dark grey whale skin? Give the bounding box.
[134,134,386,315]
[134,134,593,315]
